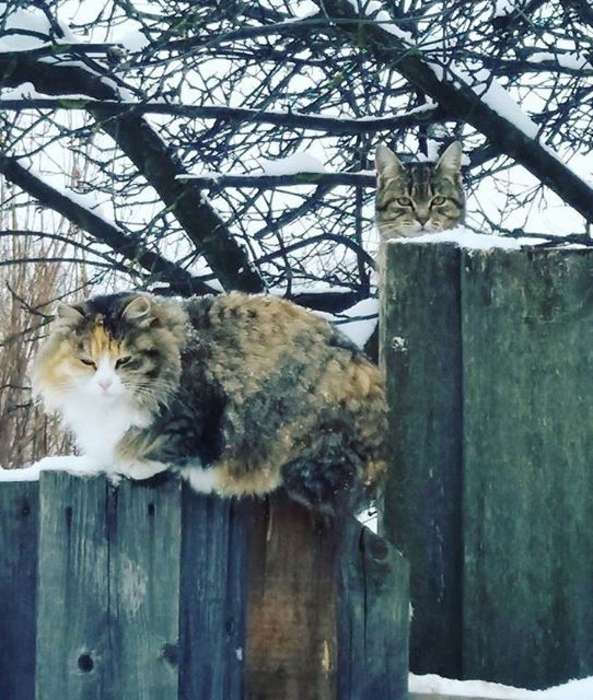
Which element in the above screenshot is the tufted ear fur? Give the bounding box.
[122,295,154,327]
[375,144,406,182]
[54,302,85,329]
[435,141,463,179]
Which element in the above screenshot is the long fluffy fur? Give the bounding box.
[33,291,387,513]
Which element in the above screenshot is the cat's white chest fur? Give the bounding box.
[59,395,151,468]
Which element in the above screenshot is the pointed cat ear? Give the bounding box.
[375,144,405,181]
[435,141,463,178]
[55,303,85,326]
[122,295,154,327]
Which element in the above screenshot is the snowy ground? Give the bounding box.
[410,673,593,698]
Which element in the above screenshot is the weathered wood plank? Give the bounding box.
[110,474,182,698]
[0,480,39,700]
[461,248,593,688]
[380,240,463,676]
[36,472,183,700]
[337,524,409,699]
[179,488,246,700]
[242,493,409,700]
[244,496,338,700]
[32,472,407,698]
[36,472,110,700]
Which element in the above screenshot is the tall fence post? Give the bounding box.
[381,239,593,689]
[380,241,463,677]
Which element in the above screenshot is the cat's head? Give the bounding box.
[32,292,187,414]
[375,141,465,239]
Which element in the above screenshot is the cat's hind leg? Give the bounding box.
[280,431,365,516]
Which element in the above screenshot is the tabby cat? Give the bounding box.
[32,292,386,513]
[375,141,465,268]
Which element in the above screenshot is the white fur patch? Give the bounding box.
[116,459,169,480]
[179,465,222,494]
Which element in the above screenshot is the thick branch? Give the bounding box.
[0,156,213,296]
[0,98,442,135]
[177,171,376,188]
[314,0,593,224]
[0,52,264,292]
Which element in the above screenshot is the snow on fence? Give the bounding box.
[381,237,593,690]
[0,471,409,700]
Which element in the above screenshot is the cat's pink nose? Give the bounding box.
[98,378,112,391]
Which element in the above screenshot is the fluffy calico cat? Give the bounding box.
[375,141,465,267]
[32,291,386,512]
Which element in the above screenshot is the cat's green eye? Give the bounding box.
[431,196,447,206]
[396,197,412,206]
[80,358,96,368]
[115,356,132,369]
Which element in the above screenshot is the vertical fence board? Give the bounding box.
[0,480,39,700]
[337,524,409,700]
[111,475,182,699]
[461,248,593,688]
[380,241,463,676]
[36,472,110,700]
[244,495,338,700]
[179,489,246,700]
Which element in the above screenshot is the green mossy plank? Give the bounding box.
[36,472,110,700]
[110,475,181,698]
[36,472,182,699]
[461,248,593,689]
[0,481,39,700]
[337,523,409,700]
[179,489,246,700]
[380,240,463,676]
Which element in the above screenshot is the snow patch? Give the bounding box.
[259,151,327,176]
[0,455,100,482]
[394,226,540,250]
[410,672,593,699]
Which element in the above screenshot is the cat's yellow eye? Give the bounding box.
[396,197,412,206]
[115,356,132,370]
[432,196,446,206]
[80,358,96,369]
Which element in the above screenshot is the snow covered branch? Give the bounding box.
[177,171,376,189]
[0,156,213,296]
[0,53,265,293]
[314,0,593,224]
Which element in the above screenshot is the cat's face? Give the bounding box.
[375,142,465,239]
[32,293,187,414]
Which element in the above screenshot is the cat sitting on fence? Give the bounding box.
[32,291,387,514]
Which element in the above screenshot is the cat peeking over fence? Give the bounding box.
[32,291,387,515]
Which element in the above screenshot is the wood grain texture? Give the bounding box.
[36,472,182,700]
[179,488,246,700]
[337,523,409,700]
[244,496,338,700]
[0,480,39,700]
[6,471,407,699]
[380,240,463,677]
[461,248,593,688]
[243,493,409,700]
[110,474,182,698]
[36,471,110,700]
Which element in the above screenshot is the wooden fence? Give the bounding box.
[0,471,409,700]
[381,240,593,690]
